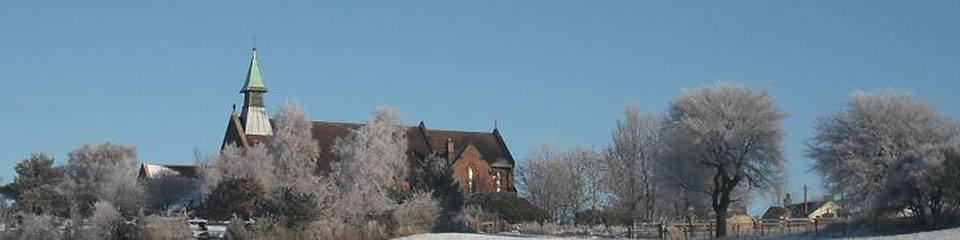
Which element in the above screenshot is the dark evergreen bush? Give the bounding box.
[465,192,549,223]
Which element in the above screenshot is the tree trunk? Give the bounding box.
[712,181,732,238]
[714,196,730,238]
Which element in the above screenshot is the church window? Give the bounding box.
[496,171,502,192]
[468,167,475,193]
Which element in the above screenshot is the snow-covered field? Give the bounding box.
[394,233,650,240]
[396,227,960,240]
[825,227,959,240]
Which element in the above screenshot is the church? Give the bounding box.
[218,48,517,195]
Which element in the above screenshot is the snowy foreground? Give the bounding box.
[393,233,646,240]
[396,227,960,240]
[860,228,960,240]
[807,227,958,240]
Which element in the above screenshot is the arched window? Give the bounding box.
[496,171,502,192]
[468,167,475,193]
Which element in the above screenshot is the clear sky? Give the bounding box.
[2,1,958,215]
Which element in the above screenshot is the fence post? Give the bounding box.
[709,222,714,239]
[760,220,765,236]
[814,219,818,235]
[658,223,665,239]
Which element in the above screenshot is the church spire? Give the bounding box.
[240,48,267,94]
[239,48,272,136]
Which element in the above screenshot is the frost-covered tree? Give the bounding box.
[605,107,663,223]
[203,101,337,223]
[205,144,275,193]
[268,101,321,188]
[331,106,409,220]
[808,90,960,225]
[662,84,785,238]
[67,142,144,216]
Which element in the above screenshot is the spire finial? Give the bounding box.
[494,119,498,129]
[252,36,257,51]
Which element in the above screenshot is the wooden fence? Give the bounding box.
[471,215,844,238]
[639,217,842,239]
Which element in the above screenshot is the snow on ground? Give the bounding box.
[393,233,651,240]
[761,227,960,240]
[397,227,960,240]
[843,227,960,240]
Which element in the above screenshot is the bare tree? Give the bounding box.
[808,90,960,225]
[517,144,568,223]
[572,147,605,218]
[518,144,596,224]
[330,106,409,221]
[605,106,663,226]
[661,84,786,238]
[557,148,587,224]
[67,142,145,216]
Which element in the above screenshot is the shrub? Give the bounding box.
[203,178,265,220]
[362,220,389,240]
[393,191,440,236]
[465,192,549,223]
[85,201,122,239]
[259,186,320,230]
[575,208,631,226]
[140,215,193,240]
[303,217,390,240]
[515,221,560,235]
[15,214,62,240]
[225,215,251,240]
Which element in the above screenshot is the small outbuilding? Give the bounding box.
[761,200,841,220]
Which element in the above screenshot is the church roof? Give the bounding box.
[240,48,267,93]
[305,121,515,171]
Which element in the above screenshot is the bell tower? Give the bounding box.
[238,48,273,136]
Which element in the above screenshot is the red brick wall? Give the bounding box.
[452,146,491,194]
[451,145,516,195]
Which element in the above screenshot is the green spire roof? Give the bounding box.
[240,48,267,93]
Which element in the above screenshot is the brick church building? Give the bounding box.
[220,48,517,195]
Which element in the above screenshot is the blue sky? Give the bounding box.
[2,1,958,215]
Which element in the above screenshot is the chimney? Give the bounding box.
[446,138,455,162]
[803,185,809,216]
[783,193,792,207]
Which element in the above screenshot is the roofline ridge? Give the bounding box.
[309,119,494,133]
